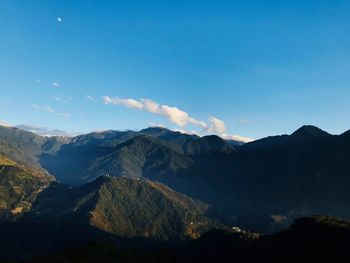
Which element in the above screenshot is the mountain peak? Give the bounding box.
[32,176,221,241]
[201,135,225,141]
[291,125,330,138]
[140,127,172,136]
[184,135,235,155]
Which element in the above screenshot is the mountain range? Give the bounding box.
[1,123,350,260]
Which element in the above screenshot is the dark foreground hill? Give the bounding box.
[23,215,350,263]
[0,175,224,259]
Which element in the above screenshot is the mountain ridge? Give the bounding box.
[2,124,350,233]
[23,176,224,241]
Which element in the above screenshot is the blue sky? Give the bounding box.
[0,0,350,140]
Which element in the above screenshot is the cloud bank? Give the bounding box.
[103,96,210,129]
[16,124,79,137]
[221,134,254,143]
[0,120,12,127]
[103,96,254,143]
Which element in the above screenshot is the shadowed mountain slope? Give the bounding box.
[209,125,350,231]
[0,125,69,168]
[40,134,196,185]
[184,135,235,155]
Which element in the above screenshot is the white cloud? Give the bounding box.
[221,133,254,143]
[140,98,206,127]
[207,116,227,134]
[0,120,12,127]
[35,79,41,83]
[85,95,96,101]
[103,96,207,128]
[148,123,166,128]
[103,96,254,143]
[141,99,159,113]
[173,128,201,136]
[158,104,196,127]
[32,104,55,113]
[59,112,70,118]
[16,124,79,137]
[52,82,60,87]
[103,96,143,109]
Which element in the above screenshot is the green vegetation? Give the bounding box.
[0,155,53,221]
[90,177,221,240]
[0,125,68,168]
[29,176,223,241]
[298,215,350,228]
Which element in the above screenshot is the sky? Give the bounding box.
[0,0,350,141]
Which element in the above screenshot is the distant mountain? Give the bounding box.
[3,124,350,233]
[84,135,194,182]
[15,124,74,137]
[0,126,46,167]
[40,134,195,185]
[69,130,139,148]
[210,125,350,231]
[184,135,235,155]
[141,127,199,149]
[0,125,69,167]
[241,125,332,151]
[291,125,331,138]
[140,127,241,152]
[38,128,237,186]
[226,139,245,147]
